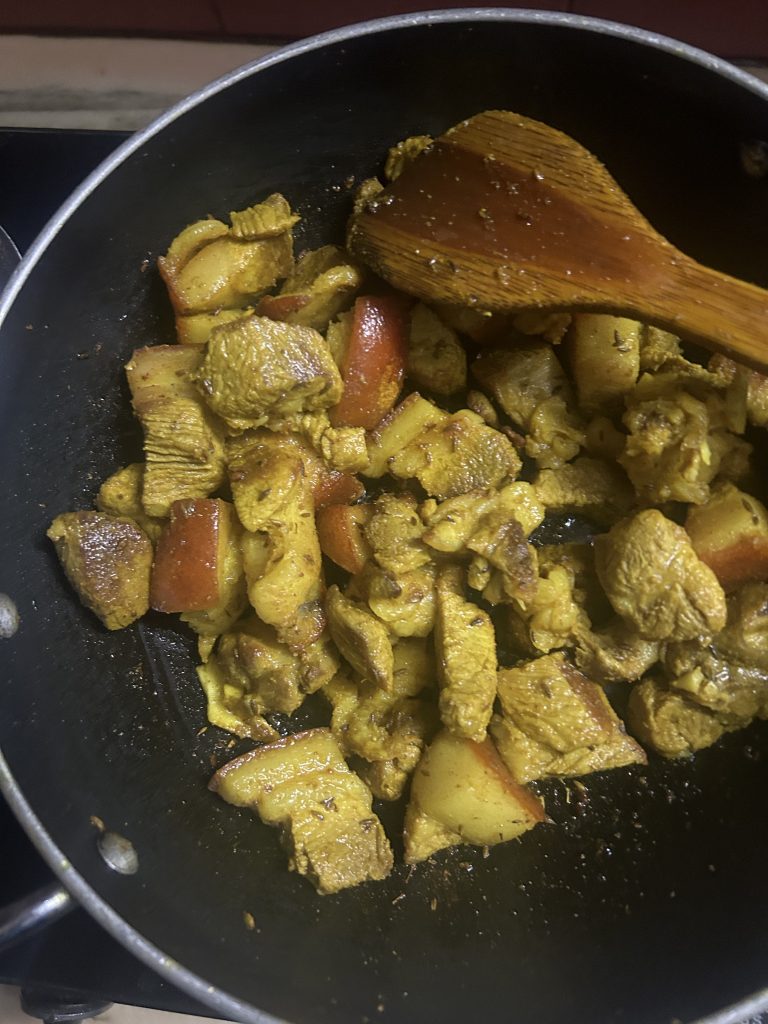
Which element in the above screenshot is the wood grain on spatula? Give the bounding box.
[348,110,768,372]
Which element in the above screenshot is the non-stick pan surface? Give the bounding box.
[2,11,768,1024]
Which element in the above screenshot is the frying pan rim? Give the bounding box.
[2,8,768,1024]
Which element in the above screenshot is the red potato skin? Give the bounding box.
[256,293,310,320]
[316,504,371,574]
[473,738,547,822]
[699,537,768,593]
[150,498,222,613]
[313,471,365,509]
[329,295,409,430]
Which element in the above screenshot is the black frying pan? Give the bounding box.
[2,11,768,1024]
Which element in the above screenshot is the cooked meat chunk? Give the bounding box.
[627,677,747,758]
[594,509,727,641]
[434,567,497,742]
[466,512,538,605]
[506,561,590,656]
[662,582,768,721]
[638,324,682,371]
[620,370,750,505]
[421,481,544,553]
[472,343,570,428]
[406,303,467,396]
[512,310,572,344]
[196,657,278,742]
[210,729,393,894]
[197,314,343,432]
[324,654,437,801]
[325,585,394,691]
[525,395,586,469]
[388,409,521,499]
[355,562,437,638]
[226,430,305,533]
[205,617,338,719]
[319,425,368,472]
[240,475,324,650]
[96,463,163,541]
[363,493,430,575]
[158,194,295,316]
[567,314,640,414]
[48,511,152,630]
[573,619,660,684]
[258,245,363,332]
[125,345,226,518]
[533,457,635,526]
[176,307,255,347]
[492,653,646,783]
[403,729,545,863]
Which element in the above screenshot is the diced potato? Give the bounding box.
[48,511,152,630]
[158,195,295,316]
[434,567,497,742]
[403,729,545,863]
[316,503,372,575]
[175,307,254,347]
[406,303,467,396]
[150,498,238,614]
[210,729,393,894]
[364,393,447,478]
[685,483,768,592]
[492,653,646,783]
[126,344,202,404]
[180,505,247,637]
[325,585,394,691]
[567,314,640,413]
[328,296,408,430]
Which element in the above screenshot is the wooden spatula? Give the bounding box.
[347,110,768,372]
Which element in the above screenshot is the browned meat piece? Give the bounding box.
[259,245,363,332]
[574,619,660,684]
[96,464,163,542]
[492,653,646,783]
[325,585,394,691]
[533,457,635,527]
[406,303,467,396]
[434,567,497,742]
[197,314,343,432]
[388,409,521,499]
[48,511,152,630]
[594,509,727,641]
[363,492,430,575]
[627,677,748,758]
[210,729,393,894]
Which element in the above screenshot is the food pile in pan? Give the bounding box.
[48,134,768,894]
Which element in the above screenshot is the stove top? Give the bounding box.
[0,126,223,1022]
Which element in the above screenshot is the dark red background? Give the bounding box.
[1,1,767,59]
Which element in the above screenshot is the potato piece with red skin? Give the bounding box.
[150,498,236,613]
[403,729,545,863]
[329,295,409,430]
[685,483,768,593]
[316,504,372,574]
